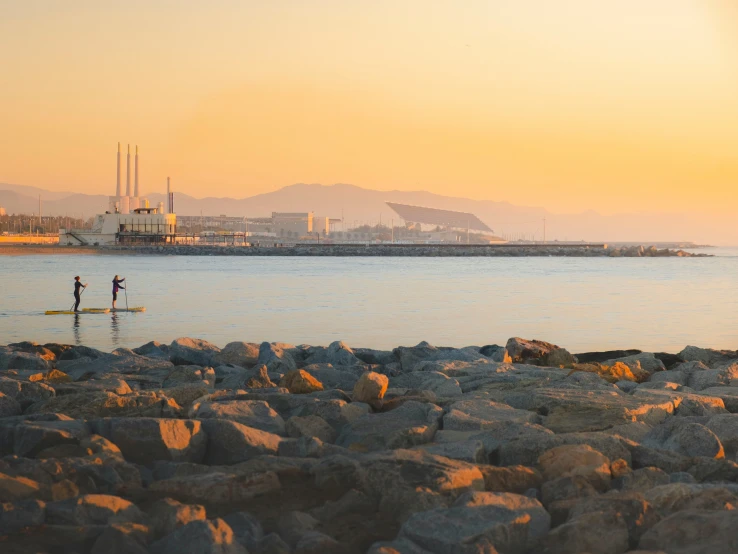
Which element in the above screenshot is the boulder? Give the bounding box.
[0,499,46,535]
[686,362,738,391]
[258,342,297,374]
[26,391,176,419]
[90,522,150,554]
[602,353,666,375]
[162,365,215,388]
[280,370,324,394]
[221,511,264,550]
[148,471,281,505]
[213,342,260,368]
[390,371,462,398]
[46,494,143,525]
[133,340,170,359]
[304,341,362,367]
[149,518,247,554]
[644,422,724,459]
[677,346,737,367]
[91,418,207,465]
[303,364,362,391]
[505,337,562,364]
[478,465,543,494]
[194,400,286,435]
[0,472,46,501]
[638,509,738,554]
[8,351,52,372]
[396,491,550,554]
[575,349,642,364]
[0,377,55,407]
[352,371,389,409]
[286,415,337,443]
[13,419,91,457]
[0,392,22,417]
[613,467,670,493]
[169,338,221,366]
[336,401,443,452]
[705,414,738,456]
[148,497,207,539]
[443,399,539,431]
[415,440,486,463]
[537,444,611,490]
[539,511,630,554]
[200,419,282,465]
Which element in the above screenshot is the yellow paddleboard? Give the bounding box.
[83,307,146,313]
[45,309,110,315]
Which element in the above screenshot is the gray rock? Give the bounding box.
[397,491,550,554]
[414,440,486,463]
[705,414,738,456]
[294,531,345,554]
[148,471,281,505]
[638,509,738,554]
[353,348,398,366]
[613,467,670,493]
[200,418,282,464]
[90,522,150,554]
[194,400,286,435]
[258,342,297,374]
[540,510,630,554]
[0,391,22,418]
[644,422,724,459]
[222,511,264,550]
[286,415,337,443]
[390,371,462,398]
[304,341,362,367]
[0,498,46,534]
[8,351,52,372]
[443,399,539,431]
[677,346,737,367]
[686,362,738,391]
[294,398,370,431]
[255,533,292,554]
[133,340,170,359]
[602,353,666,374]
[214,342,260,368]
[46,494,143,525]
[169,338,221,367]
[303,364,362,391]
[162,365,215,388]
[0,377,55,407]
[336,401,443,451]
[13,419,91,457]
[148,497,207,539]
[91,417,208,465]
[505,337,561,364]
[149,518,247,554]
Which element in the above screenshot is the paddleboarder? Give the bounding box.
[73,276,87,312]
[112,275,125,309]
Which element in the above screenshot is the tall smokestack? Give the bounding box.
[116,143,121,197]
[126,144,131,196]
[167,177,171,213]
[134,145,139,198]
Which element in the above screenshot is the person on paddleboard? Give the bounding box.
[73,276,87,312]
[112,275,125,309]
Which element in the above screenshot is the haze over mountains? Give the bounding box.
[0,181,728,244]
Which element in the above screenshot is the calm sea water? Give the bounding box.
[1,248,736,354]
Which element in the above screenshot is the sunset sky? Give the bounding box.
[1,0,737,215]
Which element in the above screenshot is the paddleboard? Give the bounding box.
[45,309,110,315]
[82,307,146,313]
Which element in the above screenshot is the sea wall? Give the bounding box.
[105,243,707,257]
[0,336,735,552]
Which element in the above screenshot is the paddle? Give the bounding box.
[124,279,129,311]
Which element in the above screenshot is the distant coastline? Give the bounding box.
[0,243,710,257]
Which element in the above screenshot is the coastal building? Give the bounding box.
[108,144,148,214]
[60,147,175,245]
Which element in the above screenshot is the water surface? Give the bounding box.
[0,249,735,353]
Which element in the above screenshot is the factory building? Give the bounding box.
[60,144,175,245]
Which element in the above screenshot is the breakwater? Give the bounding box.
[106,243,707,257]
[1,336,736,552]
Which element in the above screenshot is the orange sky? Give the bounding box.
[1,0,737,215]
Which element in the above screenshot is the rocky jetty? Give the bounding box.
[2,337,737,553]
[103,244,709,257]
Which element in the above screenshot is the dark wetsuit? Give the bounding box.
[112,278,125,301]
[74,280,84,311]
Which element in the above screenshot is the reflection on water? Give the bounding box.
[73,313,81,346]
[110,313,120,347]
[1,251,738,353]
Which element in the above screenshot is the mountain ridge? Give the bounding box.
[0,181,726,243]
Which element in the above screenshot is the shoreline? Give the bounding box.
[0,243,711,257]
[0,335,735,552]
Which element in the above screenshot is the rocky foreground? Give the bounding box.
[2,338,738,553]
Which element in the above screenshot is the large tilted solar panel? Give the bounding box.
[386,202,492,232]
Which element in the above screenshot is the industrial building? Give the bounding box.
[386,202,492,233]
[60,144,176,245]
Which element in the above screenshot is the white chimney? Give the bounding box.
[116,143,121,197]
[126,144,131,197]
[134,145,139,198]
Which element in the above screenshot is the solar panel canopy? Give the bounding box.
[386,202,492,232]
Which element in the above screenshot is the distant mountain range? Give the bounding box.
[0,181,727,244]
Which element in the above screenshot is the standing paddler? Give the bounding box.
[73,276,87,312]
[112,275,125,309]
